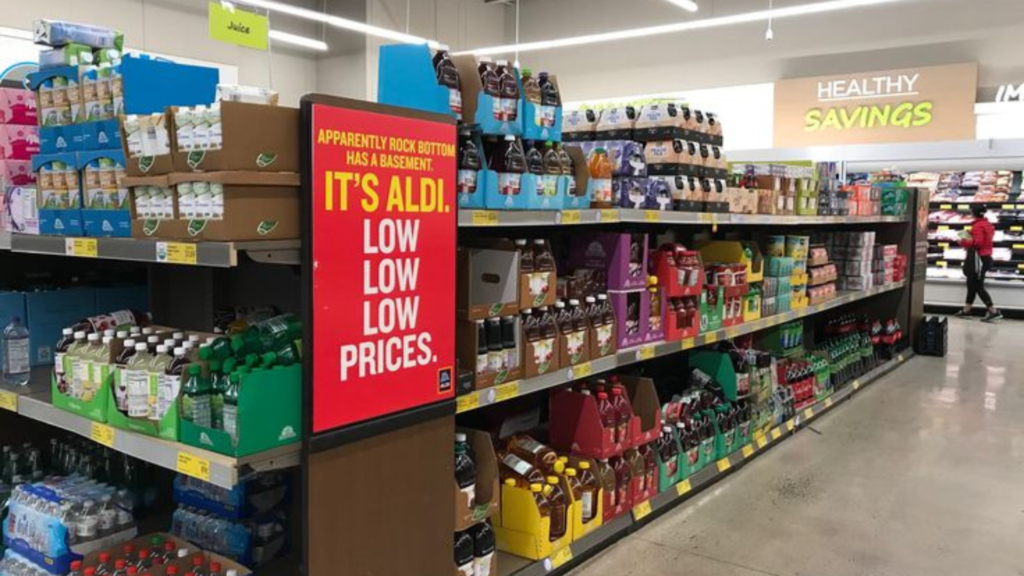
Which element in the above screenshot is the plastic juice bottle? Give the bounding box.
[208,359,226,429]
[66,331,88,399]
[495,60,519,122]
[545,476,568,540]
[474,320,488,376]
[611,456,631,509]
[524,140,546,197]
[478,57,501,122]
[485,318,503,373]
[610,387,634,444]
[455,529,474,576]
[432,45,462,120]
[576,461,600,522]
[125,343,152,418]
[501,316,518,370]
[640,443,658,492]
[564,467,583,502]
[470,520,496,576]
[455,433,477,507]
[54,327,75,395]
[222,372,241,442]
[114,338,137,412]
[529,482,552,519]
[499,451,546,486]
[492,135,525,198]
[542,141,561,196]
[146,345,171,421]
[554,301,573,335]
[508,435,558,472]
[522,308,540,343]
[515,238,534,273]
[588,148,614,209]
[569,299,588,332]
[79,333,103,400]
[557,144,578,198]
[657,425,679,479]
[521,68,542,105]
[597,392,616,437]
[145,335,159,354]
[600,293,615,326]
[538,306,558,340]
[533,239,555,272]
[625,448,645,493]
[457,129,481,197]
[182,365,212,427]
[538,72,559,128]
[595,458,617,509]
[584,296,601,329]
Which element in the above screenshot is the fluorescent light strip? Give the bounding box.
[665,0,700,12]
[269,30,328,51]
[238,0,438,47]
[455,0,901,56]
[0,26,33,41]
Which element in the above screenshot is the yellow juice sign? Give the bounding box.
[209,2,268,50]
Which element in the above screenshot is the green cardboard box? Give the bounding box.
[107,376,180,441]
[51,363,111,423]
[180,364,300,458]
[698,286,725,334]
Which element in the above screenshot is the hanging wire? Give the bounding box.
[140,0,148,51]
[766,0,775,41]
[406,0,412,34]
[514,0,520,68]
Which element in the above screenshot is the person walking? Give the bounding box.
[956,204,1003,322]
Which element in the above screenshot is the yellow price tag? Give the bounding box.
[937,261,948,268]
[637,345,656,361]
[725,327,740,339]
[1012,226,1023,232]
[786,420,795,432]
[573,362,593,379]
[632,500,653,521]
[824,398,834,408]
[704,332,719,345]
[65,238,98,258]
[676,479,692,496]
[156,242,198,265]
[937,225,950,231]
[470,211,498,226]
[456,394,480,413]
[494,381,520,403]
[853,380,861,390]
[1003,204,1015,210]
[756,435,768,449]
[560,210,581,225]
[803,408,814,420]
[701,212,714,223]
[940,204,953,209]
[1014,244,1024,250]
[898,353,906,362]
[771,428,782,440]
[90,422,116,448]
[716,458,731,473]
[599,209,619,223]
[742,445,754,458]
[550,546,573,568]
[0,390,18,412]
[938,243,949,249]
[680,337,696,350]
[176,452,212,482]
[644,210,661,223]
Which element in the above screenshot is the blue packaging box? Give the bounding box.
[25,288,96,366]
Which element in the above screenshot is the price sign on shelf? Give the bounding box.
[65,238,98,258]
[573,362,593,379]
[637,345,656,361]
[632,500,653,521]
[676,479,692,496]
[756,434,768,449]
[471,211,498,226]
[599,209,619,223]
[90,422,116,448]
[716,458,731,473]
[771,428,782,440]
[803,408,814,420]
[456,394,479,413]
[824,398,834,408]
[853,380,862,391]
[549,546,573,569]
[156,242,198,265]
[560,210,581,225]
[742,444,755,458]
[681,337,696,350]
[493,381,520,403]
[644,210,661,223]
[786,420,795,432]
[177,451,212,482]
[0,390,18,412]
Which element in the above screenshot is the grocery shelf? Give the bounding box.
[457,280,907,413]
[0,369,300,489]
[457,209,911,228]
[0,231,10,251]
[9,234,300,267]
[496,352,914,576]
[925,276,1024,311]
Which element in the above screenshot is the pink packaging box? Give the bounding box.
[0,125,40,160]
[570,232,650,291]
[0,88,37,126]
[0,160,36,187]
[609,289,650,349]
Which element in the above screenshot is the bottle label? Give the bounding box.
[502,453,533,476]
[517,437,545,455]
[458,169,478,195]
[4,338,30,375]
[534,175,546,198]
[475,353,488,376]
[460,484,476,508]
[498,173,521,196]
[492,97,504,122]
[543,175,558,198]
[541,105,557,128]
[449,88,463,119]
[581,492,594,521]
[592,178,613,203]
[475,553,494,576]
[157,373,179,421]
[184,394,212,428]
[502,98,518,122]
[54,351,66,375]
[457,562,474,576]
[488,351,503,373]
[73,357,91,399]
[223,404,239,440]
[568,176,578,197]
[126,369,151,418]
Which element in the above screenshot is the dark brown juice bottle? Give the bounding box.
[585,296,602,329]
[597,392,616,435]
[657,425,679,479]
[554,301,573,335]
[564,467,584,503]
[478,57,500,97]
[533,239,555,272]
[457,129,481,195]
[529,482,552,520]
[595,458,617,509]
[522,68,541,105]
[499,451,546,486]
[576,461,600,522]
[639,442,658,492]
[432,45,462,120]
[569,299,587,332]
[515,238,534,273]
[525,140,543,176]
[544,476,568,540]
[539,72,559,107]
[496,60,519,122]
[494,135,525,196]
[626,448,645,493]
[611,456,631,509]
[543,142,560,175]
[522,308,540,342]
[538,306,558,340]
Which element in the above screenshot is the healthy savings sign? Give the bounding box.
[309,99,456,435]
[773,63,978,147]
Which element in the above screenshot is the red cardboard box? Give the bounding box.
[549,388,627,460]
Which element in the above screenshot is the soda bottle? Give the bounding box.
[222,372,241,442]
[125,343,152,418]
[182,365,212,427]
[54,327,75,394]
[588,148,614,209]
[455,530,475,576]
[458,129,481,198]
[455,433,477,507]
[597,392,616,436]
[611,456,631,509]
[507,435,558,472]
[485,318,503,372]
[477,58,501,121]
[501,316,517,370]
[576,461,600,523]
[474,320,488,376]
[209,359,226,429]
[432,45,462,120]
[495,60,519,122]
[521,68,541,105]
[545,476,568,540]
[657,425,679,479]
[499,451,546,486]
[610,387,634,444]
[470,520,495,576]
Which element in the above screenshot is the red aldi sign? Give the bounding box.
[309,101,456,435]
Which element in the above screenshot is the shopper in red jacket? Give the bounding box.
[957,204,1002,321]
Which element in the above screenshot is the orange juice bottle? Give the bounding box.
[588,147,614,209]
[576,461,600,523]
[545,476,568,540]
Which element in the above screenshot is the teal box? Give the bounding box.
[39,209,83,236]
[522,102,563,143]
[377,44,455,119]
[25,287,96,366]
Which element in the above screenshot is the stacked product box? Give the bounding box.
[1,88,39,234]
[872,244,899,286]
[25,20,218,237]
[830,231,877,291]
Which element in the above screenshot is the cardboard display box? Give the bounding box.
[456,318,523,389]
[494,479,575,560]
[570,232,649,291]
[170,101,299,173]
[455,428,500,532]
[457,243,520,320]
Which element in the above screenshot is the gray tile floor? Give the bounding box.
[571,318,1024,576]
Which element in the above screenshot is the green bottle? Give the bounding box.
[231,330,261,357]
[181,364,211,427]
[259,352,277,369]
[209,360,225,430]
[223,372,241,444]
[244,353,259,369]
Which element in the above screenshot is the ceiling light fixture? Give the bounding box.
[665,0,700,12]
[269,30,329,51]
[238,0,438,47]
[765,0,775,41]
[454,0,901,56]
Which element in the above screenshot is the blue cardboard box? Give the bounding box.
[25,288,96,366]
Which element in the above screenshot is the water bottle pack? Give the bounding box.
[0,549,52,576]
[170,506,285,567]
[173,472,289,520]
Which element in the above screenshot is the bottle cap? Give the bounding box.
[192,555,204,566]
[586,296,596,303]
[173,332,185,340]
[662,425,673,432]
[147,335,159,344]
[74,331,86,339]
[598,294,608,301]
[547,476,559,484]
[174,347,186,357]
[189,335,201,343]
[164,339,176,348]
[515,238,528,246]
[553,461,565,474]
[566,468,577,477]
[135,343,148,352]
[63,328,74,336]
[504,134,516,141]
[455,433,467,442]
[597,392,608,399]
[156,345,169,354]
[116,560,126,568]
[558,456,568,463]
[102,336,112,345]
[88,333,100,342]
[578,461,591,470]
[530,483,542,492]
[104,329,115,337]
[505,479,517,487]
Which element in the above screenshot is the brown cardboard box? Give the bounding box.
[122,174,184,240]
[523,332,559,378]
[589,321,617,359]
[455,428,500,531]
[79,532,253,575]
[456,318,522,390]
[519,270,556,310]
[122,112,175,177]
[458,243,520,320]
[171,101,299,173]
[558,327,590,367]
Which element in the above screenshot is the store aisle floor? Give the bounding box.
[569,318,1024,576]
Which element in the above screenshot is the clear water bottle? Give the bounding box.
[2,316,31,386]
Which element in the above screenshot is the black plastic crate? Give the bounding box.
[916,316,948,357]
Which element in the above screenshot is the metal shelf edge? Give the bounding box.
[458,210,911,228]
